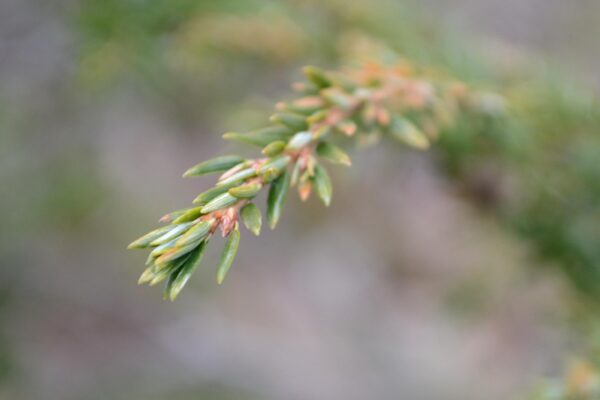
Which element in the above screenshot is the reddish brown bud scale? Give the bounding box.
[337,121,357,136]
[298,181,312,201]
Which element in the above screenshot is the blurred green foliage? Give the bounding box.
[438,73,600,298]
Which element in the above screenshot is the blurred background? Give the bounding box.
[2,0,600,399]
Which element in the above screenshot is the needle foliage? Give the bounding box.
[128,62,501,300]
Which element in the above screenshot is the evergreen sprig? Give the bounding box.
[128,62,502,300]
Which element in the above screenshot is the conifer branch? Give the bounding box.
[128,62,503,300]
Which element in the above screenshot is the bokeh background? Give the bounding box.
[2,1,600,399]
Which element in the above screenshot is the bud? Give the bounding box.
[337,121,357,136]
[219,207,238,237]
[298,180,312,201]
